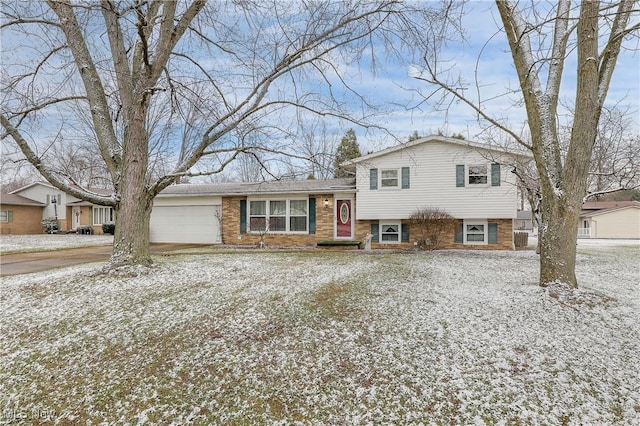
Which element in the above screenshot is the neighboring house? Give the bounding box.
[578,201,640,239]
[341,136,527,249]
[152,135,528,249]
[9,182,114,234]
[516,210,534,231]
[0,193,46,235]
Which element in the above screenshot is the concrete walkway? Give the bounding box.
[0,244,206,277]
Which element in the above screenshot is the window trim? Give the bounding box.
[380,168,400,189]
[92,206,114,226]
[0,210,8,222]
[463,220,488,245]
[249,200,268,232]
[467,164,489,186]
[379,221,401,244]
[247,198,309,234]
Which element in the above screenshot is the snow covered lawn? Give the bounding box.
[0,234,113,254]
[1,246,639,424]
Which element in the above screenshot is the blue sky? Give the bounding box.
[350,2,640,152]
[1,1,638,182]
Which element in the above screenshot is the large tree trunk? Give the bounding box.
[111,190,153,268]
[109,104,153,267]
[538,192,582,287]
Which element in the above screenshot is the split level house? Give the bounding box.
[2,136,541,248]
[150,136,529,249]
[1,182,114,235]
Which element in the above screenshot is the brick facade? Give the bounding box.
[356,218,514,250]
[222,194,514,250]
[221,194,338,247]
[0,205,44,235]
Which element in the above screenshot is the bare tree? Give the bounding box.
[587,108,640,199]
[414,0,639,287]
[1,1,453,268]
[298,121,339,180]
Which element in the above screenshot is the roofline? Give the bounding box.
[341,135,532,166]
[9,181,55,194]
[0,199,46,207]
[157,187,357,198]
[581,205,640,217]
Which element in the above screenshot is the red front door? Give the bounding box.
[336,199,352,238]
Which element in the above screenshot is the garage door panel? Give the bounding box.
[150,205,221,244]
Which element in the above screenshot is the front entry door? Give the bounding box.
[72,207,81,229]
[335,199,353,238]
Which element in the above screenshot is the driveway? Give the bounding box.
[0,244,207,276]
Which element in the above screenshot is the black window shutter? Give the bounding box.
[401,167,410,189]
[370,168,378,190]
[401,223,410,242]
[456,165,465,187]
[488,222,498,243]
[454,221,463,243]
[240,200,247,233]
[491,164,501,186]
[308,198,316,234]
[370,223,379,242]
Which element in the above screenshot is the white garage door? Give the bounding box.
[150,205,221,244]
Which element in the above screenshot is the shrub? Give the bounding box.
[78,226,94,235]
[102,222,115,235]
[408,207,456,250]
[42,217,59,234]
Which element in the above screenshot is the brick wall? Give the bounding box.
[0,205,44,234]
[221,194,337,247]
[356,218,514,250]
[220,195,514,250]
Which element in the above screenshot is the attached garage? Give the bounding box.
[150,196,221,244]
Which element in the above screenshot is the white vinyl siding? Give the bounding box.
[354,141,518,220]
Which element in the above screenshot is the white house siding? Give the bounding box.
[354,141,519,220]
[150,196,222,244]
[590,207,640,239]
[14,183,68,220]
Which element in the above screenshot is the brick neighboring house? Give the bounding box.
[0,193,46,234]
[8,182,114,234]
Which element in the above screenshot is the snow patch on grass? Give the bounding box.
[0,234,113,254]
[1,249,638,424]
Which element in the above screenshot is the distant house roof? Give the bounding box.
[517,210,532,220]
[0,193,46,206]
[581,202,640,218]
[341,135,532,167]
[9,181,56,194]
[582,201,640,211]
[11,182,113,205]
[158,178,356,197]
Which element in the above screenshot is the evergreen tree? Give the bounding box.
[408,131,422,141]
[334,129,362,178]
